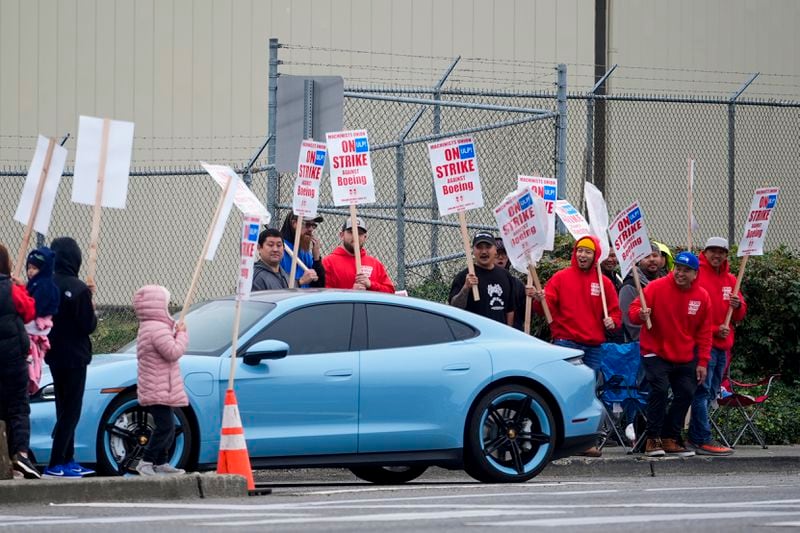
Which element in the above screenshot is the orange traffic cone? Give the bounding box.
[216,388,255,490]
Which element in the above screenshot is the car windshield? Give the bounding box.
[119,299,275,356]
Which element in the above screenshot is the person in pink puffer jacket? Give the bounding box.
[133,284,189,476]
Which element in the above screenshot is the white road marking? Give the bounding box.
[645,485,768,492]
[0,512,311,527]
[293,480,621,496]
[765,521,800,527]
[467,510,800,527]
[202,509,564,527]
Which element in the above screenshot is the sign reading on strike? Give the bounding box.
[427,136,484,216]
[494,188,548,272]
[293,140,327,217]
[738,187,779,256]
[518,175,557,250]
[326,129,375,206]
[554,200,592,240]
[609,202,652,279]
[237,215,261,301]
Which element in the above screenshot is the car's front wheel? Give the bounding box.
[96,390,193,475]
[464,384,556,483]
[349,465,428,484]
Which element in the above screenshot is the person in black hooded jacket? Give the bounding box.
[44,237,97,478]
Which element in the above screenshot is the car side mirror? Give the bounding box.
[242,340,290,365]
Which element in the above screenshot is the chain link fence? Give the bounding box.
[1,45,799,351]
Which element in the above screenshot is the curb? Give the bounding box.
[0,473,248,504]
[544,453,800,477]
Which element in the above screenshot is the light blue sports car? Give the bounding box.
[30,289,602,483]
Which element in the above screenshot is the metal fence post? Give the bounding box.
[429,57,460,279]
[267,38,281,227]
[395,142,406,289]
[555,64,568,234]
[727,72,760,244]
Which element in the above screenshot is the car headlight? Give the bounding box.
[565,355,585,366]
[31,383,56,402]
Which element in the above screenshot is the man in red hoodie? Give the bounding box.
[687,237,746,456]
[532,236,621,457]
[323,217,395,293]
[630,251,712,457]
[532,236,621,370]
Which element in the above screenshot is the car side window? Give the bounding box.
[365,304,455,350]
[253,303,354,355]
[446,318,478,341]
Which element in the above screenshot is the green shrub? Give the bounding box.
[92,308,138,354]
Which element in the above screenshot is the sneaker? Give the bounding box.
[65,461,96,476]
[42,464,83,479]
[12,453,41,480]
[645,438,665,457]
[577,446,602,458]
[153,463,186,475]
[661,438,695,457]
[687,441,734,456]
[135,460,157,476]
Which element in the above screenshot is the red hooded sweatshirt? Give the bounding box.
[322,246,395,293]
[697,252,747,351]
[534,235,622,346]
[629,272,712,367]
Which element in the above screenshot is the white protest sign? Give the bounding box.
[72,115,134,208]
[427,136,484,216]
[14,135,67,235]
[555,200,592,240]
[494,188,548,272]
[236,215,261,301]
[326,129,375,205]
[609,202,652,279]
[293,140,327,217]
[201,162,271,224]
[584,182,611,262]
[200,165,241,261]
[517,175,557,250]
[737,187,779,257]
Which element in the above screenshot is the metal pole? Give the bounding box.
[430,57,460,279]
[267,38,281,228]
[555,64,568,210]
[395,143,406,289]
[303,79,315,139]
[727,72,760,244]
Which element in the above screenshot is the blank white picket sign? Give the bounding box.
[72,116,135,209]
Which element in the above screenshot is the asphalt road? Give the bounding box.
[3,469,800,532]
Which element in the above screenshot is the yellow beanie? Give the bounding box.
[576,237,596,252]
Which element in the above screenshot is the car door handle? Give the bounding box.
[324,369,353,377]
[442,363,471,372]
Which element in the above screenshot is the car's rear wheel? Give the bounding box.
[464,384,555,483]
[349,465,427,484]
[96,390,193,475]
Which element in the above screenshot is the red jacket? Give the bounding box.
[697,253,747,351]
[323,246,395,293]
[12,284,36,323]
[534,235,622,346]
[629,273,712,367]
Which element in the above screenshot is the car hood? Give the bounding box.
[39,354,138,390]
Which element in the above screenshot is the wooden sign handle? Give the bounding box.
[723,255,748,328]
[284,246,311,273]
[288,214,303,288]
[631,266,652,329]
[596,262,609,319]
[227,299,243,390]
[529,264,552,325]
[86,118,111,289]
[14,137,56,280]
[179,174,234,324]
[349,204,362,280]
[458,211,480,301]
[687,158,694,251]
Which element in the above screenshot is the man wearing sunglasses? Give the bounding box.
[279,212,325,288]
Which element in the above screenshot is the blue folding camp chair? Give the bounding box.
[596,342,648,453]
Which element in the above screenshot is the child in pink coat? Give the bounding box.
[132,285,189,476]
